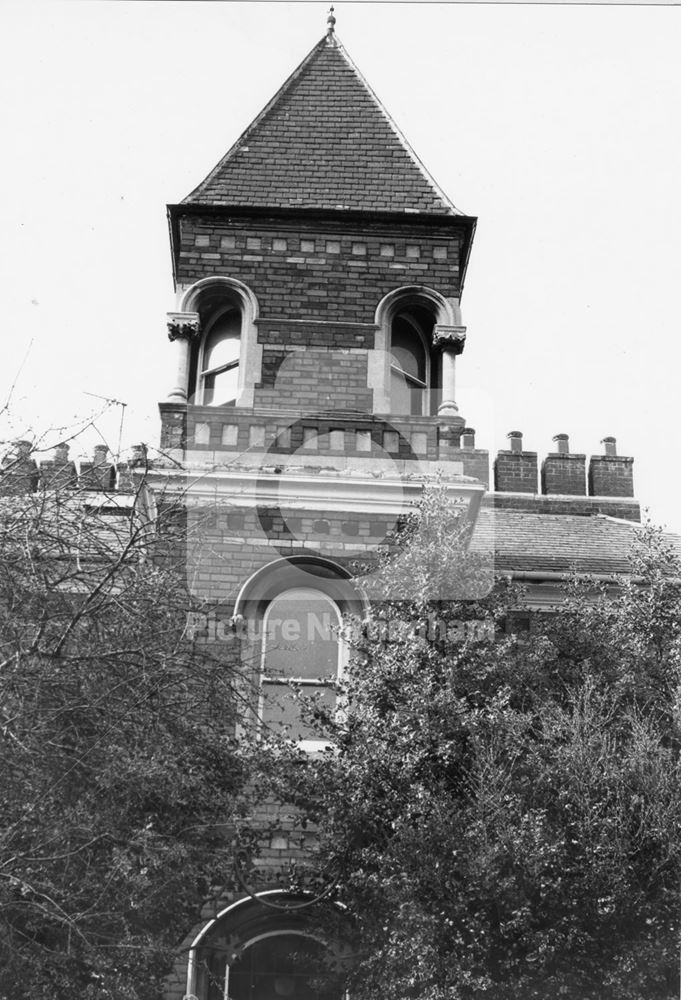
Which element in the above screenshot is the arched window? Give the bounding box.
[178,277,260,408]
[373,286,455,416]
[389,305,439,415]
[199,307,242,406]
[260,587,342,747]
[234,557,365,752]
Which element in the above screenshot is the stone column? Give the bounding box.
[166,312,201,402]
[432,324,466,427]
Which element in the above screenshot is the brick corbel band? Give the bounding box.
[167,312,201,402]
[433,324,467,422]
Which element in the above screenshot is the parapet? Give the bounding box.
[493,432,538,494]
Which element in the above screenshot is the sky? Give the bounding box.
[0,1,679,532]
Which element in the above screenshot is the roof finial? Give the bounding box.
[326,5,336,39]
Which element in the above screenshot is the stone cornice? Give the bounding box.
[167,312,201,342]
[145,466,485,521]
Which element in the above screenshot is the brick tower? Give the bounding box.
[153,15,487,1000]
[148,14,642,1000]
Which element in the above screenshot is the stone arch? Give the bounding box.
[233,554,367,620]
[179,275,260,323]
[373,283,456,330]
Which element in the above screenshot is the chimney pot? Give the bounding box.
[552,433,570,455]
[94,444,109,461]
[54,443,70,461]
[462,427,476,449]
[601,436,617,457]
[507,431,523,453]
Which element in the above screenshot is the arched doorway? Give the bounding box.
[187,893,351,1000]
[226,931,344,1000]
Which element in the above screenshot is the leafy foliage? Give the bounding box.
[0,481,247,999]
[257,489,681,999]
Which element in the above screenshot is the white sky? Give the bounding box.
[1,1,679,532]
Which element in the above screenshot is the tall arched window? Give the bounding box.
[234,557,365,752]
[199,307,241,406]
[389,305,439,415]
[179,277,260,408]
[260,587,342,746]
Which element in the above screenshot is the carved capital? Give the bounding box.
[432,325,467,354]
[167,311,201,342]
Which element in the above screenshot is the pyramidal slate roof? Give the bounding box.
[183,32,461,216]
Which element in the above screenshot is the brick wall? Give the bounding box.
[174,211,466,327]
[183,503,392,603]
[255,346,373,411]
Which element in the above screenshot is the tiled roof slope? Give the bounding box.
[184,35,460,215]
[471,509,681,576]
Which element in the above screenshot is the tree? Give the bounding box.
[254,488,681,1000]
[0,449,249,1000]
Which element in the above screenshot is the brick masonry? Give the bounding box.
[493,450,539,494]
[541,453,587,496]
[588,454,634,498]
[174,212,467,325]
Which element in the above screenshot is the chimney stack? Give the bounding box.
[0,440,39,495]
[541,434,586,496]
[588,437,634,497]
[40,442,78,489]
[80,445,115,491]
[494,432,538,493]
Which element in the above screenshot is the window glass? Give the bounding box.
[260,684,336,741]
[264,590,339,680]
[201,310,241,406]
[390,312,429,415]
[391,316,426,383]
[203,313,240,370]
[203,367,239,407]
[261,588,341,741]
